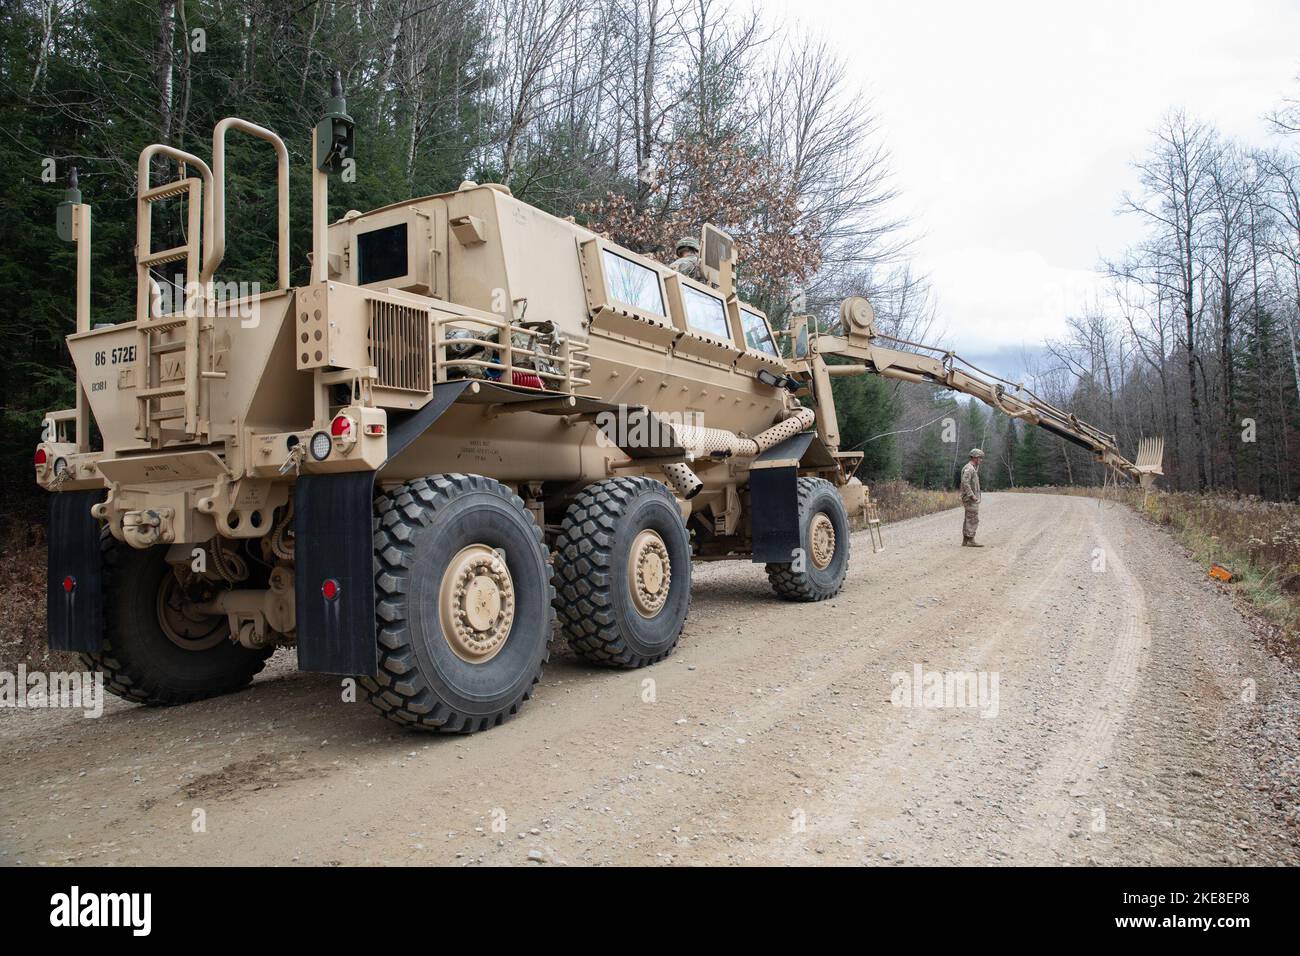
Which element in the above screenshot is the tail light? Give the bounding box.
[330,414,353,437]
[35,447,48,466]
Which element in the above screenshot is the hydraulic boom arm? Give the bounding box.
[797,298,1164,487]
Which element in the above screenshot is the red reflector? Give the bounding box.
[365,423,385,436]
[321,578,340,600]
[330,415,352,437]
[35,448,48,466]
[511,370,543,389]
[62,575,76,593]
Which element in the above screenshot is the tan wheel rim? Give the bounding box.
[439,544,515,663]
[628,529,672,618]
[156,573,228,651]
[810,513,836,570]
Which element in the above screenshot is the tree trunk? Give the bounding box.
[29,0,55,93]
[637,0,658,208]
[176,0,192,148]
[1185,273,1209,490]
[153,1,178,145]
[1222,290,1239,492]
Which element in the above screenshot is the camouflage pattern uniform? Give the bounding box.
[960,449,983,545]
[671,236,705,281]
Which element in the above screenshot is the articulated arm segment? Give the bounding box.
[810,333,1154,484]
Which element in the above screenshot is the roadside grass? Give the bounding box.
[868,479,962,524]
[1012,485,1300,658]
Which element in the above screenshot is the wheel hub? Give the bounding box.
[628,529,672,618]
[156,572,228,651]
[809,513,836,570]
[439,545,515,663]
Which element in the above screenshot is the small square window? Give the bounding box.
[741,309,779,356]
[602,249,665,316]
[357,223,409,285]
[681,285,731,341]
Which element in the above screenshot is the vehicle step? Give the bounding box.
[137,386,186,400]
[138,245,192,268]
[138,316,191,333]
[141,180,195,203]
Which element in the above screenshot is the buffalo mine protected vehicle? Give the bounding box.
[37,86,1163,731]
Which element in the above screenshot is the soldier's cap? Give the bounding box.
[676,236,700,253]
[970,448,985,459]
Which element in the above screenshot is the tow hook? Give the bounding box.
[122,508,173,548]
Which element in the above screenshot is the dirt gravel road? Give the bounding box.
[2,492,1297,866]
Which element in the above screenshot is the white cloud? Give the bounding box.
[924,246,1108,355]
[764,0,1300,373]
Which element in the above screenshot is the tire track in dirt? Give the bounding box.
[751,493,1094,864]
[1012,502,1152,861]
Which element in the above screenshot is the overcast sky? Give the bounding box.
[767,0,1300,377]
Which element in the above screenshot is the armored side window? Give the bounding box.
[681,285,730,341]
[357,223,409,285]
[602,249,665,316]
[741,308,779,356]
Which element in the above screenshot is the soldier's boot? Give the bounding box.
[967,537,984,548]
[962,536,971,547]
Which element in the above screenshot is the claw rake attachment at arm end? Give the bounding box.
[1133,435,1165,489]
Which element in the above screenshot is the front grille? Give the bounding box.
[367,299,431,392]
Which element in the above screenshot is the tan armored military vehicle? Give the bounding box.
[37,86,1162,731]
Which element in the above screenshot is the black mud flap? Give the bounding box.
[47,490,106,652]
[293,381,472,676]
[748,432,815,563]
[749,465,800,563]
[294,471,378,676]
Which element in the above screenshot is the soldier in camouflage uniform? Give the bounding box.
[960,448,985,547]
[670,236,705,281]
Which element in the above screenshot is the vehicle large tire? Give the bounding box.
[765,476,850,602]
[360,474,553,732]
[553,476,691,668]
[80,533,272,705]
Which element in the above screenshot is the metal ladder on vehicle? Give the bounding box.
[134,148,218,443]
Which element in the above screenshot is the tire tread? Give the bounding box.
[358,473,553,732]
[553,476,689,668]
[80,532,270,706]
[764,476,849,602]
